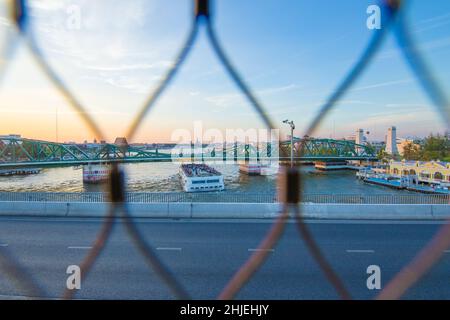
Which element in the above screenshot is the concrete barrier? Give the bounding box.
[301,204,437,220]
[0,201,448,220]
[430,205,450,219]
[0,201,66,217]
[191,203,282,219]
[63,202,107,217]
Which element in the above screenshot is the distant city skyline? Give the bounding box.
[2,126,446,145]
[0,0,449,143]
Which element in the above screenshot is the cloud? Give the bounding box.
[351,109,443,129]
[27,0,67,11]
[204,84,300,108]
[349,79,413,92]
[81,61,173,72]
[413,12,450,33]
[24,0,182,96]
[102,75,160,94]
[384,103,433,109]
[377,36,450,61]
[204,93,241,108]
[256,84,300,95]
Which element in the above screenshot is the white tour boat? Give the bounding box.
[179,163,224,192]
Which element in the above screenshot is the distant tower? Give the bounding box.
[355,129,364,145]
[355,129,364,153]
[385,126,398,155]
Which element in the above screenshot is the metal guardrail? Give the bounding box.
[0,192,448,204]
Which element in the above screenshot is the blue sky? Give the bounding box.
[0,0,449,143]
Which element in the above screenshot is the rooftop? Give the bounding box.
[181,164,221,178]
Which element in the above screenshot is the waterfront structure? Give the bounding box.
[388,160,450,184]
[385,126,399,155]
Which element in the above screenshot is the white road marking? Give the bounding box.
[0,243,8,247]
[68,246,93,250]
[248,248,275,252]
[0,216,449,225]
[346,249,375,253]
[156,247,182,251]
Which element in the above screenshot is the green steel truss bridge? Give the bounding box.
[0,136,377,169]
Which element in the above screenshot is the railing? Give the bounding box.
[0,192,448,204]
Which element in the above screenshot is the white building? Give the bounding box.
[385,126,399,155]
[355,129,364,145]
[355,129,365,154]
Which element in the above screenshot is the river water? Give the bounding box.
[0,163,414,195]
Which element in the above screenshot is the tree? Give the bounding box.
[420,133,450,161]
[377,147,391,164]
[402,141,421,160]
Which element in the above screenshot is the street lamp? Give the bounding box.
[283,119,295,167]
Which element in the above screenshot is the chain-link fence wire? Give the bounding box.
[0,0,448,300]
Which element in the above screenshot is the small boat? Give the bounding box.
[356,167,377,180]
[82,163,110,184]
[314,161,348,171]
[239,163,262,176]
[239,162,279,176]
[406,182,450,195]
[179,163,224,192]
[260,163,280,176]
[363,176,405,189]
[0,168,42,176]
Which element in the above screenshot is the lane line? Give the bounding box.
[156,247,182,251]
[346,249,374,253]
[1,216,449,225]
[68,246,93,250]
[0,244,8,247]
[248,248,275,252]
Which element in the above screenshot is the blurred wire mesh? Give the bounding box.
[0,0,448,300]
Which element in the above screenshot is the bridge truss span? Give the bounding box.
[0,136,377,168]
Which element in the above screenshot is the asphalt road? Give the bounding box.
[0,217,449,300]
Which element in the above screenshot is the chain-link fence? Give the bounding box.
[0,0,449,300]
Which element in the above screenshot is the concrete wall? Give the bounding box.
[0,201,448,220]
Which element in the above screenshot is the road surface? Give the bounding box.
[0,217,449,299]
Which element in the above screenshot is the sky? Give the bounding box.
[0,0,449,144]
